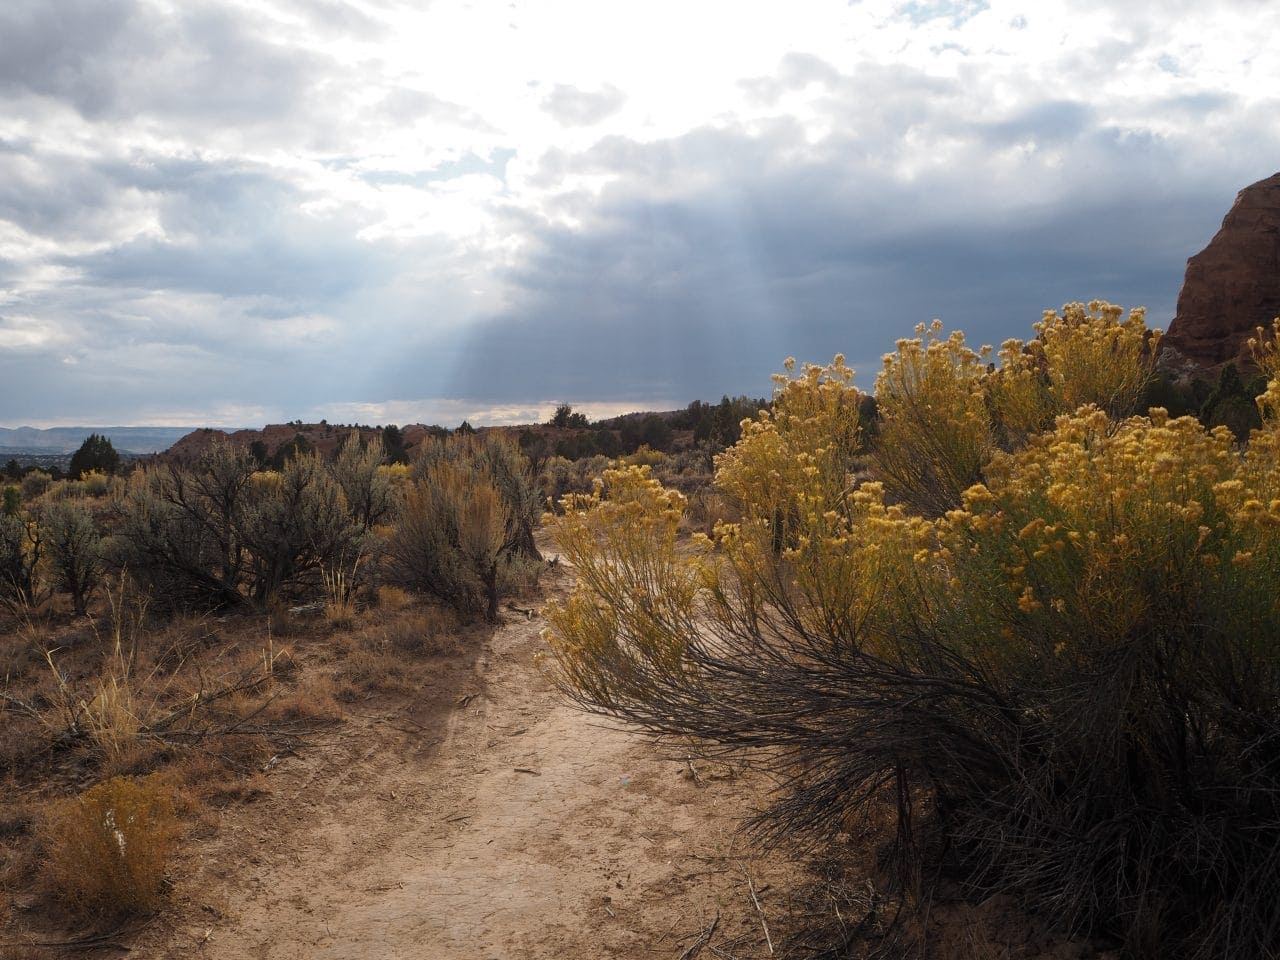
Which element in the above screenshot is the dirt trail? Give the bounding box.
[145,566,801,959]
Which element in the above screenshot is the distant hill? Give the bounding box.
[0,426,220,455]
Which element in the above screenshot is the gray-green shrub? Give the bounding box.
[0,513,43,613]
[41,500,103,616]
[110,443,363,611]
[386,434,540,620]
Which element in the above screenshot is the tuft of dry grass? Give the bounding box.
[40,773,180,919]
[376,584,413,611]
[322,563,361,629]
[80,670,142,761]
[377,607,459,657]
[262,671,344,722]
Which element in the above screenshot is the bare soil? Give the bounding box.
[129,562,807,960]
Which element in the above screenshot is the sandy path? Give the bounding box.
[146,570,800,959]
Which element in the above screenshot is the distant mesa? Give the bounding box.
[162,421,452,463]
[1162,171,1280,376]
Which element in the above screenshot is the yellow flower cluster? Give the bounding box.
[1035,300,1159,419]
[545,299,1280,708]
[942,402,1278,659]
[874,320,995,515]
[542,465,705,700]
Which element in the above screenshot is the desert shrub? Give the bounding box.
[387,434,540,620]
[48,478,89,501]
[80,470,112,498]
[2,485,20,517]
[41,774,179,918]
[875,303,1161,515]
[872,321,994,515]
[386,463,511,620]
[110,443,363,611]
[331,433,393,529]
[540,454,613,508]
[620,444,668,468]
[416,432,542,561]
[1038,300,1158,418]
[546,304,1280,960]
[237,454,364,605]
[41,499,104,616]
[0,514,43,614]
[108,448,254,610]
[714,354,864,555]
[19,470,50,501]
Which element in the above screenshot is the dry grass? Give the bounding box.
[322,563,360,629]
[376,606,460,656]
[40,773,180,919]
[0,568,487,941]
[376,584,413,611]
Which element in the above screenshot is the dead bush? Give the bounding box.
[40,774,180,919]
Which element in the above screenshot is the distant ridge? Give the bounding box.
[0,426,237,455]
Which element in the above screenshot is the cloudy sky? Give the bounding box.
[1,0,1278,428]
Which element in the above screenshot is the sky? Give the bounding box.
[1,0,1278,428]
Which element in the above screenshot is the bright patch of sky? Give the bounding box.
[0,0,1277,426]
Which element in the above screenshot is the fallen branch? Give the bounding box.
[749,876,774,955]
[677,913,720,960]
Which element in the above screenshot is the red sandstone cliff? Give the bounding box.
[1162,172,1280,374]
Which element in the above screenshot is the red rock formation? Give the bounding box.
[1162,172,1280,374]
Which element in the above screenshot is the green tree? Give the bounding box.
[549,404,589,429]
[381,424,408,464]
[268,432,313,470]
[69,434,120,479]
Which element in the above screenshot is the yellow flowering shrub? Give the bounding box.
[545,302,1280,959]
[716,354,862,527]
[1036,300,1158,418]
[41,774,180,918]
[543,465,706,703]
[873,321,994,515]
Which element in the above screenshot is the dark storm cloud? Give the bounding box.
[62,161,390,305]
[540,84,628,127]
[0,0,331,131]
[446,88,1270,405]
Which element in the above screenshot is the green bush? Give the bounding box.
[238,454,364,605]
[110,443,363,611]
[70,433,120,478]
[41,499,104,616]
[331,433,392,530]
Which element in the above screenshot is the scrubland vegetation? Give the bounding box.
[546,303,1280,959]
[0,431,541,934]
[7,302,1280,958]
